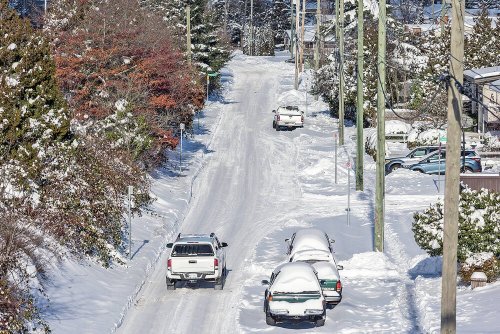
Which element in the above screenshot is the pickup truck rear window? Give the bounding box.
[172,244,214,257]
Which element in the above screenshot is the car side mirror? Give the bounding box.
[319,280,326,285]
[285,238,290,242]
[221,242,228,247]
[166,243,173,248]
[272,110,276,113]
[337,265,344,270]
[329,239,335,244]
[261,280,269,285]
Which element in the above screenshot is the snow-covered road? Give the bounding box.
[116,53,442,333]
[43,52,500,334]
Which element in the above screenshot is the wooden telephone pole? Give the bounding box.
[375,0,386,252]
[186,6,191,66]
[441,0,464,332]
[356,0,364,191]
[338,0,345,145]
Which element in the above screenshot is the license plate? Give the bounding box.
[188,273,198,279]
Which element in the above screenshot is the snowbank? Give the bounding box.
[340,252,399,278]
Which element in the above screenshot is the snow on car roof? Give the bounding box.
[290,249,333,262]
[272,262,321,293]
[312,262,340,280]
[176,234,214,243]
[290,228,331,255]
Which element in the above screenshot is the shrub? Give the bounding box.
[412,188,500,264]
[459,253,499,283]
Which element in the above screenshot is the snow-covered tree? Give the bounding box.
[465,7,500,68]
[412,188,500,276]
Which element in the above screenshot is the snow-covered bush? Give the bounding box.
[483,132,500,151]
[412,188,500,275]
[407,128,444,148]
[364,121,411,160]
[459,253,499,283]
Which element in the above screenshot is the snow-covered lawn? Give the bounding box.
[44,51,500,334]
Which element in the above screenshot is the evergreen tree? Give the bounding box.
[465,7,499,68]
[1,0,70,183]
[272,0,290,44]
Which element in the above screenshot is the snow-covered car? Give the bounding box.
[289,249,343,305]
[285,228,335,257]
[272,106,304,131]
[166,233,228,290]
[262,262,326,326]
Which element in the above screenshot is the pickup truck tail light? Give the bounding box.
[301,115,304,123]
[336,280,342,291]
[276,115,280,121]
[214,258,219,270]
[267,293,273,301]
[167,259,172,270]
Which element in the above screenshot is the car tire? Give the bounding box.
[315,317,326,327]
[272,121,276,129]
[214,272,224,290]
[464,166,473,173]
[389,164,401,172]
[275,125,280,132]
[414,168,424,173]
[265,312,276,326]
[166,278,176,290]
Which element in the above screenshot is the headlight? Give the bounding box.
[304,309,323,315]
[270,309,289,315]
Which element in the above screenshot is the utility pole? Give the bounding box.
[356,0,364,191]
[441,0,464,331]
[314,0,321,73]
[291,0,295,56]
[250,0,254,56]
[186,6,191,66]
[300,0,306,72]
[338,0,345,145]
[335,0,339,39]
[294,0,300,89]
[375,0,386,252]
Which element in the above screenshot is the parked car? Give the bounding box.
[285,228,334,256]
[273,106,304,131]
[166,233,228,290]
[289,249,343,305]
[385,146,440,174]
[403,149,482,174]
[262,262,326,326]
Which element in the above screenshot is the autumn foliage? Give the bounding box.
[49,0,205,166]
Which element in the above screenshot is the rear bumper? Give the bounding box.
[167,271,218,281]
[276,121,303,127]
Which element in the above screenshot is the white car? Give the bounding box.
[262,262,326,326]
[272,106,304,131]
[290,250,343,305]
[166,233,228,290]
[285,228,335,257]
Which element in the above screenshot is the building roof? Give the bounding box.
[464,66,500,84]
[489,80,500,93]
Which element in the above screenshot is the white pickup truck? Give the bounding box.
[272,106,304,131]
[166,233,228,290]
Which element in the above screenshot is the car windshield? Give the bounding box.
[172,243,214,257]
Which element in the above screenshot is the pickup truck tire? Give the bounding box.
[166,278,176,290]
[265,312,276,326]
[315,317,325,327]
[214,269,225,290]
[272,121,276,129]
[275,125,280,132]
